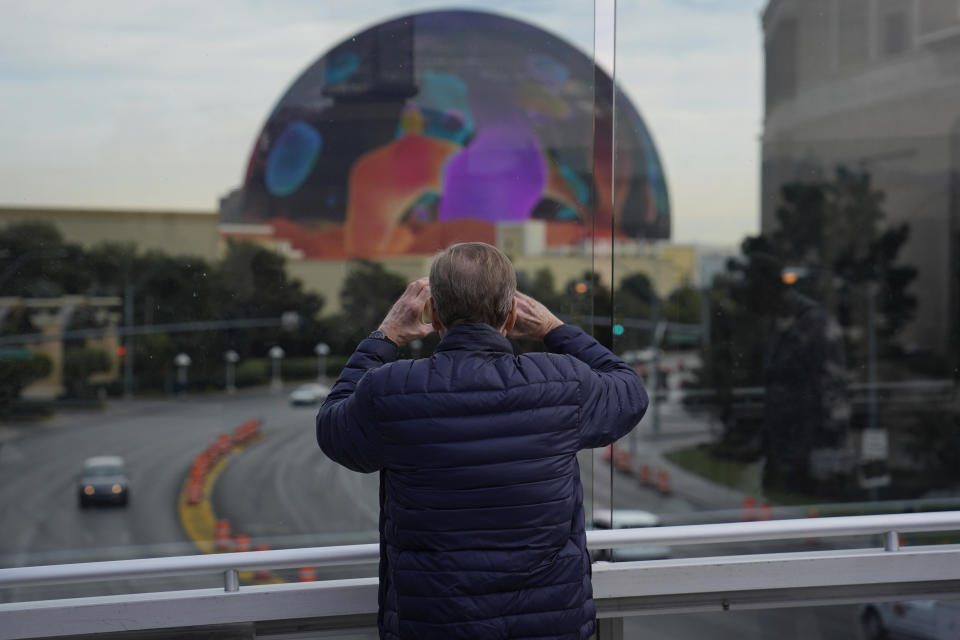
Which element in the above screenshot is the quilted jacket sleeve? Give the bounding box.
[315,337,396,473]
[544,324,648,449]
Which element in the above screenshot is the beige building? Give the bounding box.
[0,206,219,257]
[0,206,698,316]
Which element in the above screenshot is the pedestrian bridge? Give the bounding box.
[2,512,959,639]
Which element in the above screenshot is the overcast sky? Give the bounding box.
[0,0,765,246]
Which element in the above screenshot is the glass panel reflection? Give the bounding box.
[609,0,960,563]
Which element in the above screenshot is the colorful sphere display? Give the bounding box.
[232,10,670,258]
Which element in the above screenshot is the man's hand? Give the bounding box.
[508,292,563,340]
[378,278,435,346]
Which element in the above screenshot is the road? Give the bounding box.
[0,390,300,601]
[0,387,866,637]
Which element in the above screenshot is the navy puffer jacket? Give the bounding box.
[317,323,647,640]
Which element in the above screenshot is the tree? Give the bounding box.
[0,222,90,297]
[331,260,408,352]
[63,347,111,398]
[0,351,53,411]
[516,267,561,310]
[663,284,701,325]
[562,271,612,319]
[691,168,918,475]
[616,272,654,327]
[770,167,917,361]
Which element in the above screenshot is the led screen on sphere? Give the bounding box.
[232,10,670,258]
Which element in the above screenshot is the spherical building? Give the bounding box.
[231,10,670,258]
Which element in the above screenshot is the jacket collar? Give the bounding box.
[434,322,515,355]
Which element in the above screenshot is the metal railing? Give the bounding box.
[3,512,960,639]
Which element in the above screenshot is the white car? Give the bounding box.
[592,509,671,561]
[289,383,331,406]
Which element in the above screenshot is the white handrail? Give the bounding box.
[2,511,959,589]
[589,511,960,548]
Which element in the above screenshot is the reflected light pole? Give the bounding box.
[224,350,239,394]
[314,342,330,381]
[269,346,285,392]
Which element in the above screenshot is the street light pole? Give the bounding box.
[123,281,134,399]
[314,342,330,381]
[174,352,192,396]
[269,346,285,392]
[224,350,239,394]
[867,282,878,432]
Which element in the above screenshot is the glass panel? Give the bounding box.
[622,601,959,639]
[838,0,871,67]
[612,0,960,557]
[0,1,599,601]
[919,0,960,35]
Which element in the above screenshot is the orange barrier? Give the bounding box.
[233,419,261,445]
[234,533,251,553]
[656,469,671,495]
[216,433,232,458]
[613,448,632,472]
[759,501,773,521]
[205,443,221,463]
[297,566,317,582]
[186,479,204,505]
[804,508,820,545]
[742,497,756,521]
[253,546,271,580]
[190,453,210,480]
[214,519,233,552]
[638,465,651,487]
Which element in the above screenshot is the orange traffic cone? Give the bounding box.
[214,519,233,552]
[742,497,756,521]
[234,533,251,553]
[656,469,671,495]
[759,501,772,521]
[186,478,204,505]
[638,465,651,487]
[804,508,820,545]
[253,545,271,580]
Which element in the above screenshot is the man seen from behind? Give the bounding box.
[317,242,648,639]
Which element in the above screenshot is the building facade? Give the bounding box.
[761,0,960,355]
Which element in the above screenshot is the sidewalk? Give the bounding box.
[628,396,759,513]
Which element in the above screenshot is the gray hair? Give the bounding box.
[429,242,516,329]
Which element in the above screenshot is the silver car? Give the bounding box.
[592,509,671,561]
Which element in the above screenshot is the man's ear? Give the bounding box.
[429,297,444,330]
[502,297,517,335]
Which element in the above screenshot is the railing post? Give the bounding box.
[884,530,900,551]
[595,617,624,640]
[224,569,239,592]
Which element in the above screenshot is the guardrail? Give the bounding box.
[3,512,960,639]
